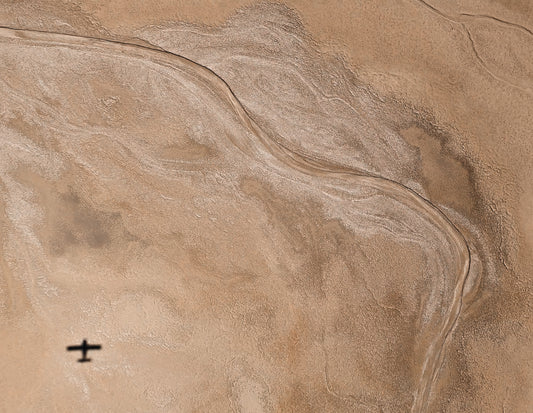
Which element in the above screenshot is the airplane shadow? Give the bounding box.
[66,340,102,363]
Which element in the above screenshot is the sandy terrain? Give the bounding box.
[0,1,531,412]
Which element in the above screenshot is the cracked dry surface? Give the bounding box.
[0,2,531,412]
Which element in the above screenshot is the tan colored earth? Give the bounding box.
[0,1,531,412]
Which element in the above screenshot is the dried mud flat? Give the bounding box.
[0,2,531,412]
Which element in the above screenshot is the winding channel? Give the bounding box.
[0,26,472,412]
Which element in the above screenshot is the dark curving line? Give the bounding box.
[409,0,532,95]
[462,24,532,93]
[0,25,472,412]
[459,13,533,37]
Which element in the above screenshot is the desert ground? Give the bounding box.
[0,1,531,412]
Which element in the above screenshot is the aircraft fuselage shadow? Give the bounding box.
[67,339,102,363]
